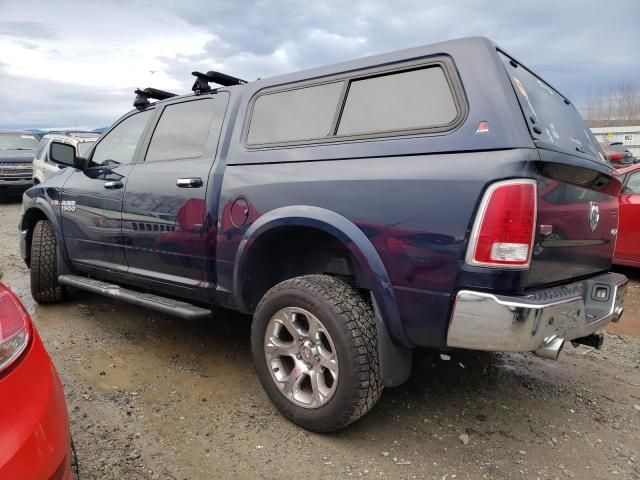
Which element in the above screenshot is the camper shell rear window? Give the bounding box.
[498,51,607,164]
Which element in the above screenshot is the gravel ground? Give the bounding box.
[1,196,639,480]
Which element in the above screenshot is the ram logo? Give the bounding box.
[588,202,599,232]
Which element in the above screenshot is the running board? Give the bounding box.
[58,275,212,320]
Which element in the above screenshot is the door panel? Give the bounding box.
[616,172,640,263]
[617,194,640,262]
[122,94,229,287]
[61,165,134,271]
[60,110,154,271]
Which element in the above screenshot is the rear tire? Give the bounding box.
[251,274,382,432]
[30,220,65,303]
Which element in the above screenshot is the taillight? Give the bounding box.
[608,153,624,162]
[0,283,31,374]
[466,179,537,268]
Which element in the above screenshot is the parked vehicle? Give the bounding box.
[600,140,636,166]
[613,163,640,267]
[0,280,73,479]
[0,130,38,196]
[19,37,628,432]
[32,132,100,184]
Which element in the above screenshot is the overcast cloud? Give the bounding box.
[0,0,638,130]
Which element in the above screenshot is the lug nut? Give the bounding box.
[296,354,301,359]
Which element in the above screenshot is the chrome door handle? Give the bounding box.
[103,181,123,189]
[176,178,203,188]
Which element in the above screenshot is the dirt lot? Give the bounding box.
[1,197,639,480]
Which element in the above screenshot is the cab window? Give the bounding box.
[91,110,152,166]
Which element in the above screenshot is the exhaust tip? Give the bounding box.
[613,306,624,323]
[534,335,565,360]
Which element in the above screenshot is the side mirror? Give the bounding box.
[49,141,89,170]
[49,142,76,168]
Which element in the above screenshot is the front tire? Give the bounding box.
[251,274,382,432]
[30,220,65,303]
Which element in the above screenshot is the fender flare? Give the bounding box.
[21,197,73,274]
[233,206,412,386]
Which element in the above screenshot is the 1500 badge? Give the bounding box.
[61,200,76,212]
[51,199,76,212]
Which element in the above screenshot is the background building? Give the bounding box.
[589,121,640,158]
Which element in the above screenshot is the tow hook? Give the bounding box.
[571,332,604,350]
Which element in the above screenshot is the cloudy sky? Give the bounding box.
[0,0,638,130]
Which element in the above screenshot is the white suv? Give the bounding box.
[32,132,100,184]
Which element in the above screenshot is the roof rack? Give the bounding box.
[133,87,178,110]
[191,71,247,94]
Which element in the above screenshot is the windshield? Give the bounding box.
[77,141,96,157]
[0,133,39,151]
[498,51,608,165]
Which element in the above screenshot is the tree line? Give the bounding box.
[583,82,640,124]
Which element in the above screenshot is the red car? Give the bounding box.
[0,282,73,480]
[614,163,640,267]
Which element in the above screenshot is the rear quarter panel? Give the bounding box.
[218,148,538,347]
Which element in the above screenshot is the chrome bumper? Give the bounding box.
[447,272,628,354]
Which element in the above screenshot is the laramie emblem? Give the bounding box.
[588,201,600,232]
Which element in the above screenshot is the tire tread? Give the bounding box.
[30,220,64,303]
[253,274,382,431]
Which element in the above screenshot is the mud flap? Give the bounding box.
[370,293,412,387]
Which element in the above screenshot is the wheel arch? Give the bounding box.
[233,206,410,348]
[234,206,412,386]
[20,200,71,271]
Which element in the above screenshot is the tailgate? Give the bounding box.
[526,157,620,288]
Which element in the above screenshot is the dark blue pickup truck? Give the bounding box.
[20,37,628,431]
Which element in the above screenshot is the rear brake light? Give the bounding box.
[466,179,537,268]
[608,153,624,161]
[0,283,31,373]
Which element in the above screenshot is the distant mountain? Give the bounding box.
[92,127,108,134]
[27,129,47,135]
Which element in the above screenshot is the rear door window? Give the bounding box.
[499,51,606,164]
[337,66,458,136]
[146,97,228,162]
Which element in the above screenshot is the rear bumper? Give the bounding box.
[446,272,628,353]
[0,329,72,480]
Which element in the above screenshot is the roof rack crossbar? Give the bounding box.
[191,71,247,94]
[133,87,178,110]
